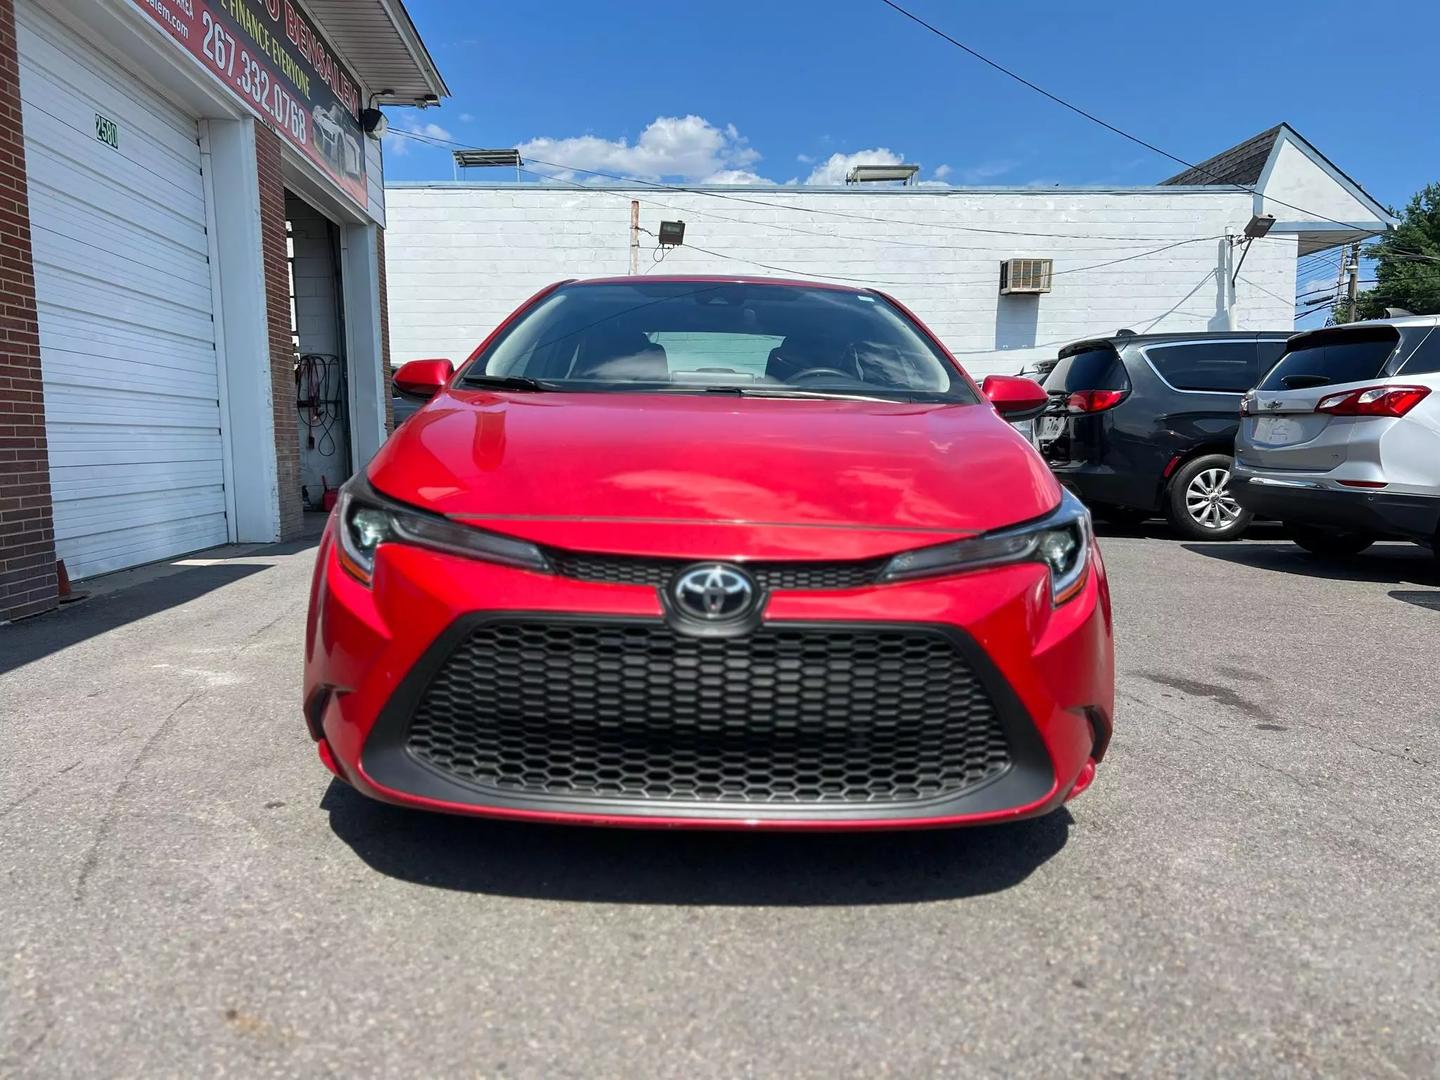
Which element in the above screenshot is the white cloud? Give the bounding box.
[932,164,952,179]
[803,148,905,186]
[955,159,1020,184]
[796,153,814,164]
[458,112,476,123]
[701,169,772,185]
[384,121,454,157]
[517,115,760,183]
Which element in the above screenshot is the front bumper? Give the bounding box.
[304,520,1114,830]
[1231,474,1440,544]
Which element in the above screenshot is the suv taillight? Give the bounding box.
[1065,389,1129,413]
[1315,385,1431,417]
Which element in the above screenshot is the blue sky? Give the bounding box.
[390,0,1437,211]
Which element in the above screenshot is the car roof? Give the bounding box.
[1058,329,1292,356]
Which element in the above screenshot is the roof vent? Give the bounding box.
[1000,258,1053,295]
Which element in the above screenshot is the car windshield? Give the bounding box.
[1043,346,1129,393]
[460,281,975,401]
[1257,326,1400,391]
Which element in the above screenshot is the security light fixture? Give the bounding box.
[1244,214,1276,239]
[845,164,921,186]
[1231,215,1278,286]
[658,220,686,248]
[360,108,387,140]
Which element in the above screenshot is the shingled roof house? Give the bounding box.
[1161,123,1395,255]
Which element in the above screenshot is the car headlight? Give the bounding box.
[880,490,1092,604]
[335,477,551,585]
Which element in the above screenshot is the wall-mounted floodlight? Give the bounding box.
[1244,214,1276,238]
[658,220,686,248]
[360,108,388,139]
[1231,214,1279,286]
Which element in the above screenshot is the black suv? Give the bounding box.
[1035,330,1291,540]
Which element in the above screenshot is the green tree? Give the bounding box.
[1338,181,1440,321]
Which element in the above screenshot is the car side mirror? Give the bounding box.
[982,375,1048,422]
[393,359,454,400]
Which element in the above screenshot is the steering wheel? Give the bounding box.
[788,366,854,384]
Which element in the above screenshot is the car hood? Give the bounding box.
[368,390,1059,554]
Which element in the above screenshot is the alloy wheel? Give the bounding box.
[1184,467,1242,531]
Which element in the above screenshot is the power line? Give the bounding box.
[395,126,1440,270]
[873,0,1411,243]
[506,156,1231,288]
[387,129,1420,301]
[390,126,1232,244]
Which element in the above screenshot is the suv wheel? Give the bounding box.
[1284,523,1375,557]
[1165,454,1253,541]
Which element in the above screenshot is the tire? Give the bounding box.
[1284,523,1375,557]
[1164,454,1253,541]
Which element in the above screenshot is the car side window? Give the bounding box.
[1255,339,1288,383]
[1144,342,1258,392]
[1399,327,1440,375]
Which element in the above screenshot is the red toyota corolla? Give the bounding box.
[304,276,1113,830]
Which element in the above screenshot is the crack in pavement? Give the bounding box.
[0,760,82,823]
[236,600,302,654]
[1118,687,1309,789]
[72,691,199,903]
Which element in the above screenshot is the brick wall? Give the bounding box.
[255,124,303,540]
[0,0,56,623]
[377,226,394,434]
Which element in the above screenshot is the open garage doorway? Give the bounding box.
[286,191,353,516]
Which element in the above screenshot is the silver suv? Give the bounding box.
[1232,316,1440,558]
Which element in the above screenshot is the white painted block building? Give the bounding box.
[383,126,1393,378]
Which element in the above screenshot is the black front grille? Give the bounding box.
[404,620,1013,805]
[546,551,885,591]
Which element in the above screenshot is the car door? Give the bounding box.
[1238,325,1402,471]
[1140,337,1262,447]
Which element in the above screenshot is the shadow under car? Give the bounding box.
[321,780,1073,906]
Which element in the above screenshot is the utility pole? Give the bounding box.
[630,200,640,276]
[1343,241,1361,322]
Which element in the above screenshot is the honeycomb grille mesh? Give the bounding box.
[545,552,884,591]
[405,621,1012,805]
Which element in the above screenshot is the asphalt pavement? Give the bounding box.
[2,520,1438,1077]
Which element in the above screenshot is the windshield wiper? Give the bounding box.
[695,386,909,404]
[457,374,555,392]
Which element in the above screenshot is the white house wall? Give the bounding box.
[1260,137,1382,229]
[383,185,1297,377]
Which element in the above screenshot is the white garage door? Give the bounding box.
[18,3,227,580]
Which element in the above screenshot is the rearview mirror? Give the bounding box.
[393,359,454,400]
[981,375,1048,422]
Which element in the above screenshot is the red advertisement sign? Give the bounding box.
[129,0,368,207]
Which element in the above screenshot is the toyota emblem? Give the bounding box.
[670,564,757,622]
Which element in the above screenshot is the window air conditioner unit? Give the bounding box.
[999,258,1053,295]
